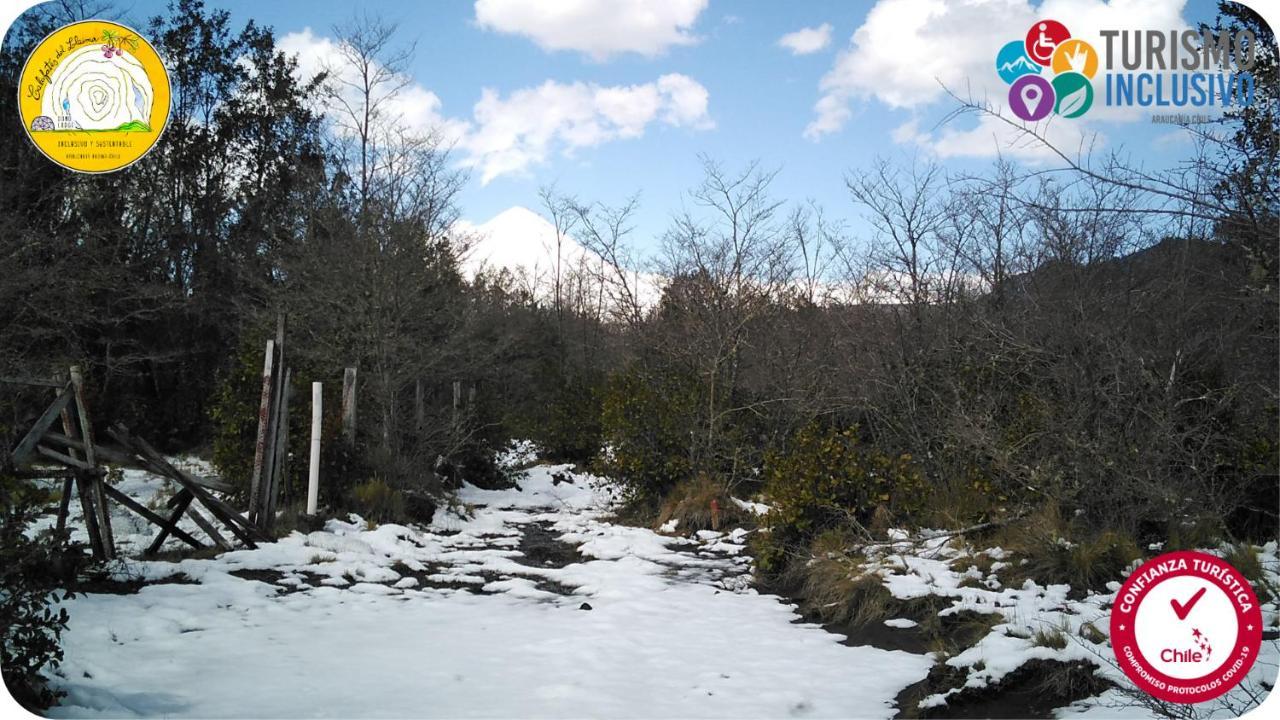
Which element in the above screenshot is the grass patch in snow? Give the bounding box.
[997,506,1140,595]
[655,475,753,534]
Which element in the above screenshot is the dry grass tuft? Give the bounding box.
[655,475,751,533]
[999,504,1140,592]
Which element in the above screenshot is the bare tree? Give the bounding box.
[571,194,646,328]
[324,13,416,213]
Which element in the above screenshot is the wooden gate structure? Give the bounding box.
[3,367,267,561]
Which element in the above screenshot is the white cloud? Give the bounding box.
[903,113,1103,163]
[279,29,713,184]
[460,74,713,184]
[778,23,833,55]
[278,29,468,142]
[474,0,708,61]
[805,0,1192,151]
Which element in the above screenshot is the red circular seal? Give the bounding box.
[1110,550,1262,703]
[1025,19,1071,66]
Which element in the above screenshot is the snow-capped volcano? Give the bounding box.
[454,205,663,310]
[455,206,592,281]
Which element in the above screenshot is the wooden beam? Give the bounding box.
[146,490,194,555]
[0,376,64,388]
[8,467,80,479]
[264,367,291,532]
[74,470,106,560]
[101,483,203,551]
[36,444,95,470]
[342,367,357,446]
[10,386,74,467]
[43,432,236,493]
[186,506,232,551]
[109,426,265,547]
[55,477,73,533]
[71,366,114,560]
[249,339,276,525]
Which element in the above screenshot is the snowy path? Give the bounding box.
[45,465,934,718]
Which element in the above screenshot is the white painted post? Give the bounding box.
[306,382,322,515]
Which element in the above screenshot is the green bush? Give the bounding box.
[350,479,404,525]
[598,364,700,507]
[755,423,929,576]
[1,474,85,710]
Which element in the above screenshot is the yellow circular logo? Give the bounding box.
[18,20,170,173]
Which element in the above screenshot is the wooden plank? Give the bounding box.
[146,490,194,555]
[55,477,73,533]
[195,495,260,547]
[74,470,106,560]
[342,367,357,446]
[264,367,291,531]
[109,427,265,547]
[102,483,203,550]
[10,386,74,467]
[36,444,96,470]
[415,379,424,432]
[0,376,64,388]
[259,329,286,531]
[43,432,235,493]
[70,365,114,560]
[248,339,276,525]
[9,467,79,479]
[186,506,232,551]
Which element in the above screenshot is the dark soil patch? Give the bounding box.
[77,572,197,595]
[893,659,1112,719]
[515,522,584,569]
[228,568,329,593]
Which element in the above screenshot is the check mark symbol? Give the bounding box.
[1171,587,1207,620]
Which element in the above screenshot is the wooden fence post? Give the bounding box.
[307,382,322,515]
[342,367,357,446]
[70,365,113,560]
[263,367,291,531]
[414,378,425,434]
[249,339,275,525]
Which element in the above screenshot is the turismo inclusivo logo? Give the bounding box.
[996,20,1097,121]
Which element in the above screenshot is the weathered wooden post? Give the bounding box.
[248,339,275,525]
[307,382,322,516]
[414,378,425,434]
[70,365,114,559]
[263,367,291,529]
[342,367,357,446]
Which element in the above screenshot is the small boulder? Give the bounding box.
[578,602,593,611]
[403,491,437,525]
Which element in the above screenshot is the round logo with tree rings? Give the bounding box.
[1110,551,1263,703]
[18,20,170,173]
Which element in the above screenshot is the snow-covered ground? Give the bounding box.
[42,464,934,718]
[850,530,1278,718]
[32,459,1278,718]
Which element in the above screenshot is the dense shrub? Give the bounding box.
[349,479,404,525]
[598,364,700,507]
[754,423,929,575]
[1,474,85,710]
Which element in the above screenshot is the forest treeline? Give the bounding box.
[1,0,1277,673]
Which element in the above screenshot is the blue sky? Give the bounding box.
[16,0,1237,253]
